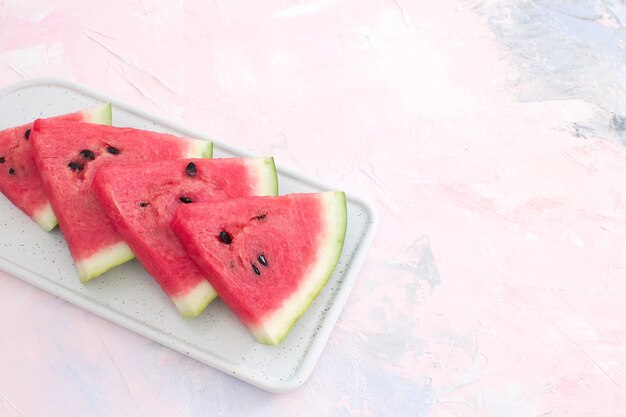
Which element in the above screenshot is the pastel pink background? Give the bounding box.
[1,0,625,416]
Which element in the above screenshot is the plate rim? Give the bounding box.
[0,77,380,392]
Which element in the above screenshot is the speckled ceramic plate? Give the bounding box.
[0,78,378,393]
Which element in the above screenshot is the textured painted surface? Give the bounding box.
[1,0,626,415]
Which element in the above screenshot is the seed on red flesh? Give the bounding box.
[80,149,96,160]
[219,231,232,244]
[68,161,84,172]
[185,162,197,177]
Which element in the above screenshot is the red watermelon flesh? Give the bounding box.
[172,192,347,344]
[91,158,278,317]
[30,119,213,282]
[0,103,112,231]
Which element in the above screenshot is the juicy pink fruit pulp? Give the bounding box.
[31,119,203,263]
[0,111,97,225]
[172,194,323,326]
[91,158,269,298]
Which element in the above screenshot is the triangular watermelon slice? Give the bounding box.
[0,103,112,231]
[172,192,347,344]
[91,158,278,317]
[30,119,213,282]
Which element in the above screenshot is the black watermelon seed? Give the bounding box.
[80,149,96,160]
[139,202,149,207]
[252,264,261,276]
[68,161,84,172]
[106,146,120,155]
[254,213,267,221]
[258,254,268,266]
[0,157,4,164]
[24,129,31,139]
[179,196,193,204]
[219,231,232,244]
[8,167,15,175]
[185,162,197,177]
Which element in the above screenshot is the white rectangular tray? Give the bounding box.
[0,78,378,393]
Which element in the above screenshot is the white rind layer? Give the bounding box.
[77,241,135,283]
[245,157,278,196]
[33,203,57,232]
[172,280,218,318]
[249,191,347,345]
[84,102,113,126]
[188,139,213,158]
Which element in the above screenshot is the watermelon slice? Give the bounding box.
[0,103,112,231]
[172,192,347,345]
[91,158,278,317]
[30,119,213,282]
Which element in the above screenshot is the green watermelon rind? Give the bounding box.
[250,191,348,345]
[87,102,113,126]
[245,157,279,196]
[172,281,218,319]
[188,139,213,159]
[31,103,113,232]
[167,156,278,318]
[32,203,58,232]
[77,241,135,283]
